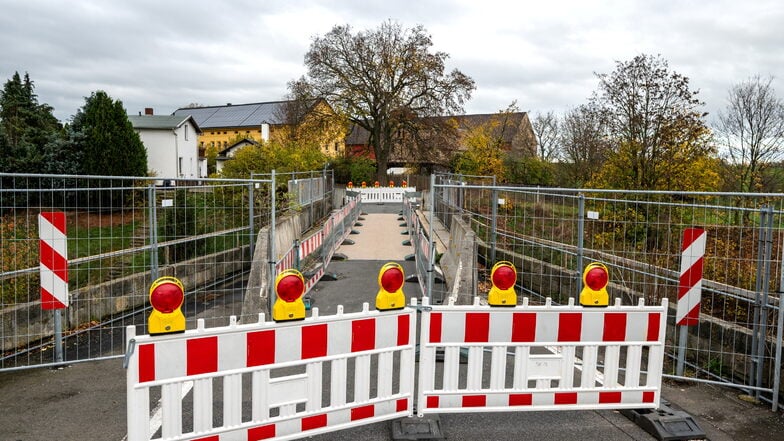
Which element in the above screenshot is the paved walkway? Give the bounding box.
[337,213,411,260]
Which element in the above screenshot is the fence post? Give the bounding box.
[576,194,585,300]
[148,184,159,281]
[310,170,315,223]
[773,218,784,411]
[269,170,277,310]
[427,174,436,299]
[752,205,774,399]
[249,181,255,259]
[491,188,498,265]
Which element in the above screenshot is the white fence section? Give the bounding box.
[125,303,416,441]
[416,296,668,415]
[353,187,417,204]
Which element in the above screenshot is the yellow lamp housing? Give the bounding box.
[148,276,186,335]
[376,262,406,311]
[488,261,517,307]
[580,262,610,307]
[273,269,306,322]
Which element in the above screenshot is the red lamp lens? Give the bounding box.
[381,267,404,292]
[277,274,304,302]
[585,267,608,290]
[492,265,516,290]
[150,283,183,313]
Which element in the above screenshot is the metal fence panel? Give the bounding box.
[432,176,784,409]
[1,173,273,370]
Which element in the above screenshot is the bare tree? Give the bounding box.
[716,75,784,192]
[531,111,560,161]
[560,105,609,186]
[293,21,475,181]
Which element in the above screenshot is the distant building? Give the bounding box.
[344,111,537,169]
[173,99,346,158]
[216,138,259,174]
[128,109,204,180]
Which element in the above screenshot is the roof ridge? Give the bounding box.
[174,99,296,112]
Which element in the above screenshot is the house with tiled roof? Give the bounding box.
[128,109,204,180]
[173,99,346,158]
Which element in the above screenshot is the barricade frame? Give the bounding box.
[126,302,416,441]
[416,296,668,416]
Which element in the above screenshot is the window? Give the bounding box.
[184,125,189,141]
[234,131,238,134]
[178,157,183,176]
[334,142,339,152]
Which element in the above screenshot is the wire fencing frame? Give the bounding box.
[431,175,784,410]
[0,172,274,371]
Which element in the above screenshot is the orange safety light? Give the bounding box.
[376,262,406,311]
[488,261,517,306]
[401,180,407,188]
[361,181,367,188]
[347,181,353,188]
[148,276,186,335]
[374,181,380,188]
[389,180,395,188]
[273,269,306,321]
[580,262,609,307]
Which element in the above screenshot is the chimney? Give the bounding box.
[144,108,154,115]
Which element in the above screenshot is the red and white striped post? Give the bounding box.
[676,227,706,376]
[39,212,69,363]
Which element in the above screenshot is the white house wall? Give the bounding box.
[136,122,202,179]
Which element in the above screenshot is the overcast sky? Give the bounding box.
[1,0,782,123]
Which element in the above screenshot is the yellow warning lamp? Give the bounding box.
[488,261,517,306]
[273,269,306,322]
[580,262,609,307]
[376,262,406,311]
[148,276,186,335]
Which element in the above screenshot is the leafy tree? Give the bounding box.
[590,54,716,190]
[504,155,554,186]
[451,126,505,180]
[70,90,147,177]
[331,155,376,184]
[715,75,784,192]
[0,72,63,173]
[293,21,475,181]
[220,138,327,179]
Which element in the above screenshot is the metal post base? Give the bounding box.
[621,400,706,441]
[391,416,444,440]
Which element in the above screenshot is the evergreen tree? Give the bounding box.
[70,90,147,177]
[0,72,62,172]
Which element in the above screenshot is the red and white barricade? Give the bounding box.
[126,303,416,441]
[416,296,668,415]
